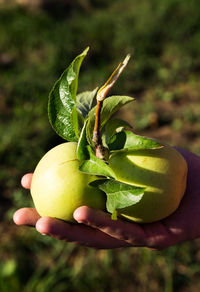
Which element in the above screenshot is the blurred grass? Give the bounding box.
[1,0,200,291]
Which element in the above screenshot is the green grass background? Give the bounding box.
[1,0,200,291]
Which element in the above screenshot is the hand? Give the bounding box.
[13,148,200,250]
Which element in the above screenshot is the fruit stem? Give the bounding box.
[111,209,118,220]
[92,54,131,160]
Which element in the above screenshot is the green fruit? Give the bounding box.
[109,145,188,223]
[30,142,105,222]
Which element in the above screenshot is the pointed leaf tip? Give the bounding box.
[82,46,90,55]
[108,131,164,152]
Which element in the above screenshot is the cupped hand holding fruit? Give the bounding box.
[13,48,195,249]
[14,148,200,249]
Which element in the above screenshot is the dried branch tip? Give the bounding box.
[97,54,131,102]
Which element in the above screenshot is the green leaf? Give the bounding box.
[90,179,145,219]
[77,88,98,118]
[79,146,116,178]
[108,131,163,152]
[76,120,89,161]
[102,118,132,147]
[48,47,89,141]
[87,95,134,146]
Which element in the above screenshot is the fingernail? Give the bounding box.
[73,209,82,222]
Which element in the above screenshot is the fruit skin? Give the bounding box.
[30,142,105,222]
[109,145,188,223]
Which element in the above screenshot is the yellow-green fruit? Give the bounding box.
[109,145,188,223]
[30,142,105,222]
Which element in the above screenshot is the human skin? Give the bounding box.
[13,148,200,250]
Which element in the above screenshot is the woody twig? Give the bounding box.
[92,54,130,159]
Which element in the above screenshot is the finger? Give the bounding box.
[73,206,146,247]
[35,216,131,249]
[74,207,177,249]
[21,173,33,189]
[13,208,41,226]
